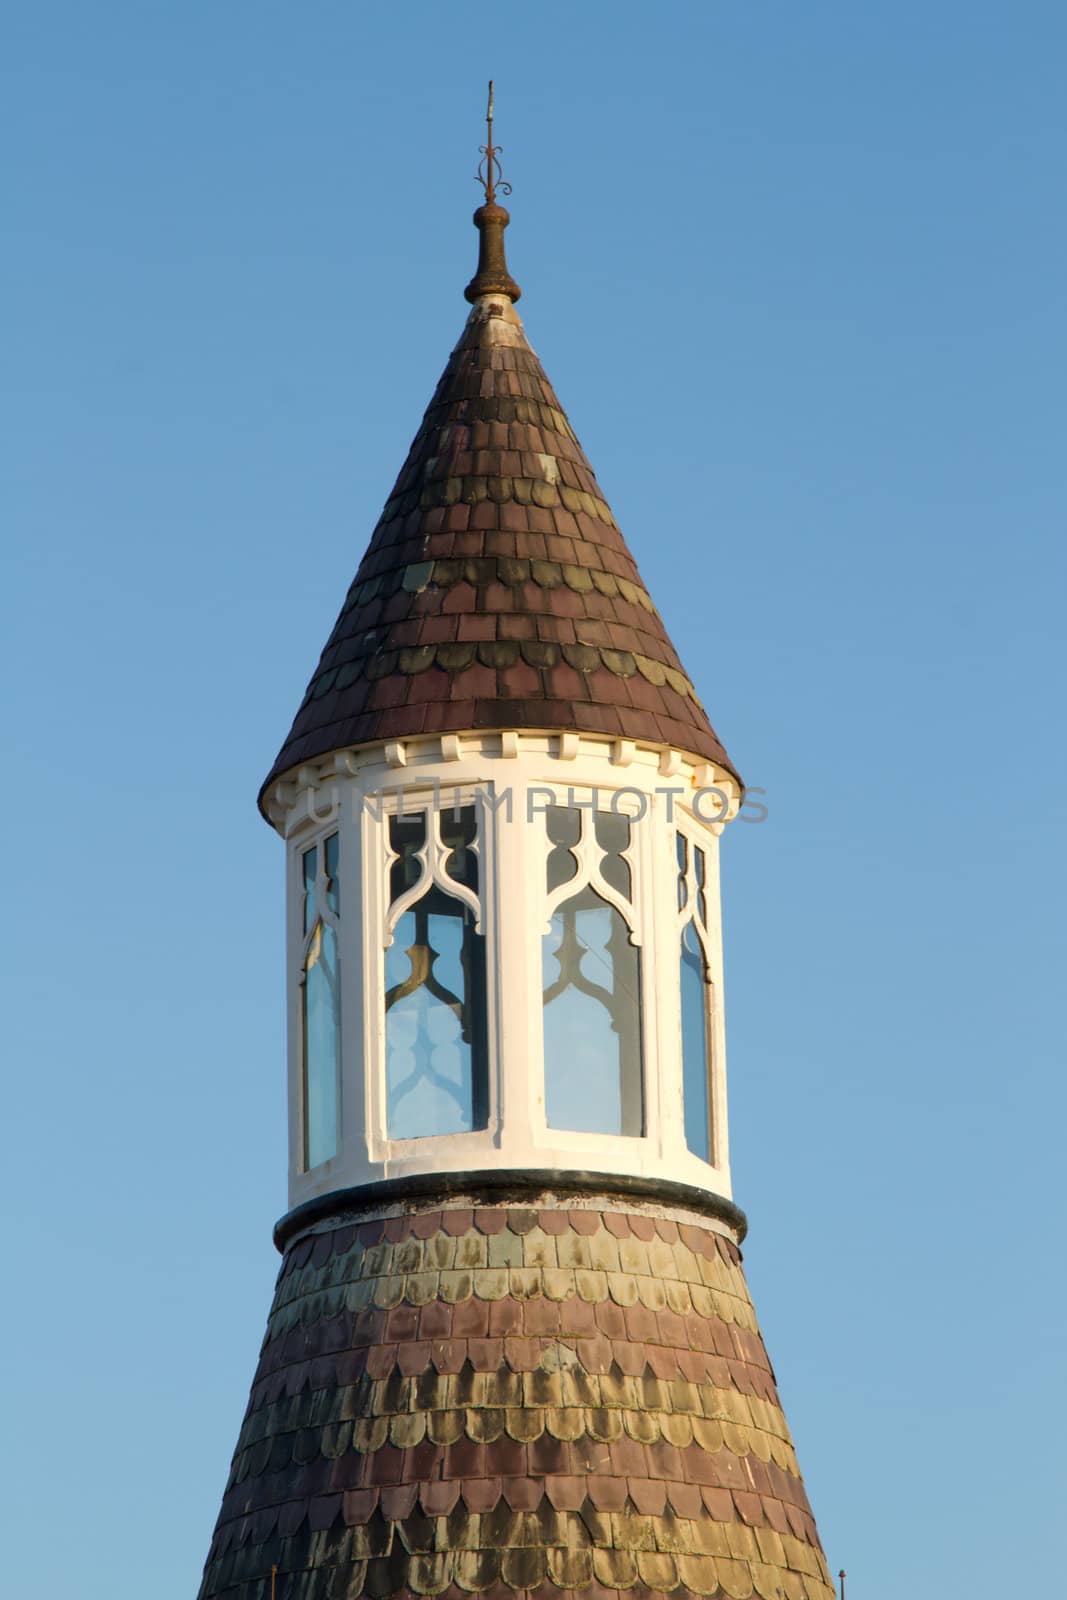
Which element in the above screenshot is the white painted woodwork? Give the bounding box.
[269,732,741,1210]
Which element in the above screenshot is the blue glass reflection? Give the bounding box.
[680,920,711,1161]
[385,894,488,1139]
[542,887,642,1136]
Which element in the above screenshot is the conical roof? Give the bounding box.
[199,1196,835,1600]
[260,234,738,805]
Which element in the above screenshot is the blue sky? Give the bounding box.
[3,3,1065,1596]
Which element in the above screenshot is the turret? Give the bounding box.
[199,92,834,1600]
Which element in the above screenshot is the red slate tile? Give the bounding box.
[710,1321,738,1360]
[502,1476,544,1511]
[488,1299,524,1338]
[365,1345,398,1381]
[702,1450,748,1492]
[455,612,497,642]
[763,1497,791,1535]
[441,1209,474,1237]
[594,1302,627,1340]
[655,1311,686,1349]
[644,1440,683,1481]
[665,1481,703,1520]
[499,660,543,698]
[485,1436,528,1478]
[601,1212,632,1239]
[537,1210,571,1237]
[419,1302,453,1340]
[684,1313,715,1354]
[404,1440,445,1482]
[441,580,478,615]
[451,1298,491,1338]
[579,1334,614,1375]
[611,1340,648,1378]
[449,663,498,701]
[623,1306,659,1344]
[397,1341,431,1378]
[728,1359,757,1397]
[609,1435,650,1478]
[342,1489,379,1526]
[628,1216,656,1243]
[543,1474,586,1512]
[385,1306,420,1343]
[419,1479,462,1517]
[568,1211,601,1236]
[627,1478,667,1517]
[503,1337,542,1372]
[444,1438,486,1480]
[701,1487,735,1522]
[522,1299,561,1336]
[380,1484,419,1521]
[706,1356,732,1389]
[733,1491,764,1527]
[676,1349,709,1386]
[405,667,451,706]
[468,1338,504,1372]
[786,1502,810,1540]
[411,1211,442,1240]
[457,1476,502,1514]
[559,1299,597,1337]
[588,1474,629,1512]
[528,1433,571,1476]
[367,1445,405,1486]
[571,1434,612,1476]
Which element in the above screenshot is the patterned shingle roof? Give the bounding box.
[260,219,739,805]
[199,1197,833,1600]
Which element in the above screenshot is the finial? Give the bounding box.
[465,79,521,304]
[476,80,511,204]
[838,1571,846,1600]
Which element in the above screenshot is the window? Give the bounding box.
[677,831,713,1162]
[384,804,489,1139]
[300,833,340,1169]
[542,805,643,1136]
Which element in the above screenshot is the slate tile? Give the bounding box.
[203,1197,829,1600]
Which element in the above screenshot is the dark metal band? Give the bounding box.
[274,1168,748,1252]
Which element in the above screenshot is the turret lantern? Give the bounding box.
[199,90,836,1600]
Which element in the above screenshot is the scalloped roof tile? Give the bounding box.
[261,293,739,804]
[198,1202,834,1600]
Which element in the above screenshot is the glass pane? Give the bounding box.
[694,844,708,925]
[546,805,580,892]
[594,810,631,900]
[441,805,478,891]
[303,918,339,1168]
[303,844,317,935]
[676,833,688,912]
[680,920,711,1162]
[324,832,339,916]
[385,888,489,1139]
[542,885,642,1136]
[389,811,426,905]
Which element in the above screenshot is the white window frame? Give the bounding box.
[673,811,724,1170]
[288,820,344,1180]
[363,782,499,1162]
[527,783,658,1152]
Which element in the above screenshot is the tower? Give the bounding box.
[199,99,835,1600]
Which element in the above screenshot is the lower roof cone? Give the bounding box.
[198,1188,834,1600]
